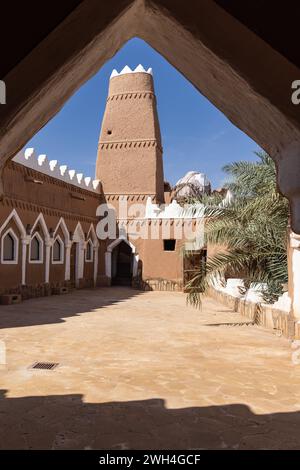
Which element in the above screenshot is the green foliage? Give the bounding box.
[186,151,289,307]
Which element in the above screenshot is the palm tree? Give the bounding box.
[186,151,289,308]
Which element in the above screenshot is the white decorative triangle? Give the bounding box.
[49,160,57,171]
[38,154,47,166]
[110,69,119,78]
[12,149,100,193]
[111,65,153,78]
[120,65,132,75]
[76,173,83,184]
[24,147,34,159]
[84,176,91,186]
[59,165,67,176]
[134,64,146,73]
[92,179,100,190]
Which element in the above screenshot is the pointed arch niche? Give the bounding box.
[105,236,139,282]
[0,209,26,286]
[27,213,50,285]
[52,235,64,264]
[1,228,18,264]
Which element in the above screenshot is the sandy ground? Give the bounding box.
[0,287,299,449]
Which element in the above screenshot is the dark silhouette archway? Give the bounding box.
[112,240,133,286]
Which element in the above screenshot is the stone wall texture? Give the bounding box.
[208,287,297,339]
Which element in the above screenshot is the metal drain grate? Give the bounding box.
[30,362,59,370]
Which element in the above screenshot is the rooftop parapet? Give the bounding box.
[108,64,154,96]
[12,148,101,193]
[110,64,153,79]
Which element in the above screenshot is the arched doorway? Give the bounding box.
[105,237,139,286]
[112,240,133,286]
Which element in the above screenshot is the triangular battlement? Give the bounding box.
[110,64,153,79]
[13,148,101,193]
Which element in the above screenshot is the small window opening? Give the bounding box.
[30,235,41,261]
[163,239,176,251]
[3,233,15,261]
[86,240,93,261]
[53,239,62,262]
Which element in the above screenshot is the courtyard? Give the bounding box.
[0,287,300,449]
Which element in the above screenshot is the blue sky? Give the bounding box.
[27,38,261,188]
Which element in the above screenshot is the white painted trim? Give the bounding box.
[1,228,19,264]
[52,235,64,264]
[45,241,51,283]
[132,253,139,278]
[73,223,85,281]
[30,213,50,242]
[73,242,84,287]
[73,222,85,243]
[145,196,205,219]
[87,224,99,284]
[87,223,99,247]
[29,232,44,264]
[0,209,26,238]
[292,247,300,319]
[107,235,137,253]
[105,251,112,278]
[110,64,153,78]
[93,246,98,287]
[13,148,101,193]
[65,242,71,281]
[54,217,70,244]
[21,237,29,285]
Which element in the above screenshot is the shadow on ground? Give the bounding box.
[0,287,143,329]
[0,390,299,449]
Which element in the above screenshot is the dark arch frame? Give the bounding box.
[0,1,299,230]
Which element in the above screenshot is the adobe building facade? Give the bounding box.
[0,149,103,300]
[0,65,206,300]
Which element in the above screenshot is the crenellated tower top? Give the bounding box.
[109,64,153,78]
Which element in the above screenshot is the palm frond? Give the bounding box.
[186,151,289,307]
